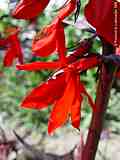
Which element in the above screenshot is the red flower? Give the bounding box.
[12,0,50,20]
[85,0,120,46]
[3,27,23,67]
[16,0,102,132]
[32,18,67,63]
[17,55,100,133]
[32,0,77,57]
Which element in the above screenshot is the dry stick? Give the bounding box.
[82,40,116,160]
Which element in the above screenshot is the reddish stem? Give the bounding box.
[82,40,115,160]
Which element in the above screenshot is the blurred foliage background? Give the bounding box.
[0,0,120,137]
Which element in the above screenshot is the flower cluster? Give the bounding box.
[0,0,119,133]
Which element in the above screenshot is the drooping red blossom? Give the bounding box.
[32,18,67,59]
[15,0,103,133]
[32,0,77,57]
[85,0,120,46]
[2,27,23,67]
[12,0,50,20]
[17,55,101,133]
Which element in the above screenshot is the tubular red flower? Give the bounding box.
[18,55,99,133]
[17,55,101,72]
[85,0,120,45]
[12,0,50,20]
[3,27,23,67]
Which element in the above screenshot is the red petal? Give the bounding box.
[12,0,50,19]
[21,72,66,109]
[48,73,76,134]
[58,0,76,20]
[3,32,23,67]
[7,30,23,64]
[56,19,67,63]
[12,36,23,64]
[32,28,56,57]
[16,61,60,71]
[3,48,15,67]
[71,74,82,129]
[71,95,82,129]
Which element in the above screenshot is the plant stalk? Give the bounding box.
[81,40,115,160]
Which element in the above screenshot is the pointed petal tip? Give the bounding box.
[48,120,53,134]
[47,117,60,135]
[72,121,80,129]
[48,128,53,135]
[48,123,57,135]
[20,100,30,109]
